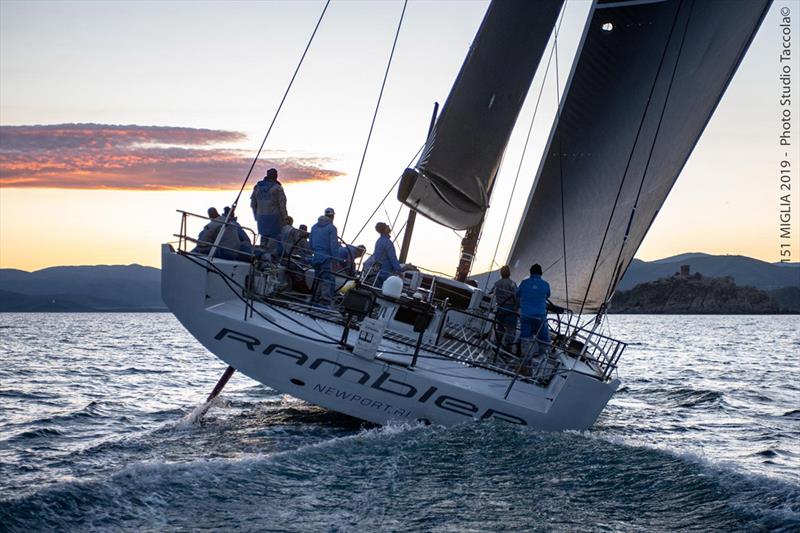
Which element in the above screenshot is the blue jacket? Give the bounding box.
[335,244,361,274]
[372,234,401,275]
[309,216,339,263]
[517,274,551,317]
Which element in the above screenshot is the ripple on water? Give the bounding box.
[0,424,798,532]
[0,313,797,531]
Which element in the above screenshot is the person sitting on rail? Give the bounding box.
[287,224,311,262]
[280,216,295,252]
[193,207,221,253]
[309,207,340,305]
[223,206,257,260]
[517,263,551,357]
[250,167,287,256]
[207,207,248,261]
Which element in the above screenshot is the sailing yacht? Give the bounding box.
[162,0,771,430]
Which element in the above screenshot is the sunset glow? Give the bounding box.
[1,0,797,273]
[0,124,343,190]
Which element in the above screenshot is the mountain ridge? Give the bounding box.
[1,254,798,312]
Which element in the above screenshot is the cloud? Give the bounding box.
[0,123,344,189]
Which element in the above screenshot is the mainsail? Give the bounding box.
[398,0,564,230]
[508,0,771,313]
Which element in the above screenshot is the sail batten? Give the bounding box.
[398,0,565,230]
[508,0,771,313]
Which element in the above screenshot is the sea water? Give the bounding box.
[0,313,797,532]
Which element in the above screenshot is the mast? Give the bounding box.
[399,102,439,264]
[455,225,481,282]
[455,166,499,282]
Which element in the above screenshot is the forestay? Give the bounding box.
[508,0,771,313]
[398,0,564,230]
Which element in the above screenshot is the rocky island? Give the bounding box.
[610,265,793,314]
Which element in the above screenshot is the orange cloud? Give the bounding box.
[0,123,343,190]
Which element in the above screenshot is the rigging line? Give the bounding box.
[576,0,687,319]
[341,0,409,239]
[352,142,424,242]
[554,8,570,319]
[601,0,696,307]
[391,219,408,245]
[482,6,567,292]
[390,202,404,233]
[230,0,331,211]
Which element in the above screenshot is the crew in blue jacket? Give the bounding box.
[335,244,366,277]
[309,207,340,303]
[517,263,551,353]
[368,222,401,287]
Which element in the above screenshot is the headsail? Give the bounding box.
[398,0,565,230]
[508,0,771,313]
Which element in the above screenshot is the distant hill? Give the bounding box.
[1,253,798,312]
[0,265,166,312]
[610,273,788,314]
[618,254,799,291]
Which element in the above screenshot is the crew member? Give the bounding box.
[491,265,518,351]
[369,222,401,287]
[517,263,551,356]
[335,244,366,277]
[290,224,312,262]
[193,207,221,253]
[206,207,245,260]
[224,206,256,260]
[280,216,295,248]
[250,168,287,255]
[309,207,340,304]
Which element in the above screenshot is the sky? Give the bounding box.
[1,0,798,274]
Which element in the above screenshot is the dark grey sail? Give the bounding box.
[508,0,771,313]
[398,0,564,230]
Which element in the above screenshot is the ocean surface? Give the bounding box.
[0,313,797,532]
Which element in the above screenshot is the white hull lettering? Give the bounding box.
[217,328,527,425]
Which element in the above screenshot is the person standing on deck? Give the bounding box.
[367,222,401,287]
[517,263,551,356]
[250,168,287,255]
[309,207,340,304]
[363,224,399,285]
[491,265,518,351]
